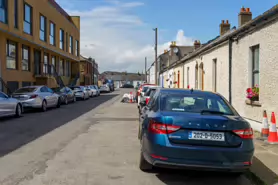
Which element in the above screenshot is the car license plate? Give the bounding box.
[189,131,225,141]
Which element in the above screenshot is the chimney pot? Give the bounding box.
[220,19,230,36]
[238,7,252,27]
[194,40,201,50]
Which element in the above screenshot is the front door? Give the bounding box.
[34,50,41,75]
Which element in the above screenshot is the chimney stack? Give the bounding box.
[238,7,252,27]
[220,20,231,36]
[194,40,201,50]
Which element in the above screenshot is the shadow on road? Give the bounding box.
[154,168,252,185]
[0,94,118,157]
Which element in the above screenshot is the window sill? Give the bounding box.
[245,99,262,107]
[6,68,17,70]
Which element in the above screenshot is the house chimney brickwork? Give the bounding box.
[194,40,201,50]
[238,7,252,27]
[220,20,231,36]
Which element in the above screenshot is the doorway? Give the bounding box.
[199,63,204,90]
[34,49,41,75]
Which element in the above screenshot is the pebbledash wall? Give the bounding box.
[159,5,278,130]
[232,13,278,130]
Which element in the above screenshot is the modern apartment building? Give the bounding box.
[0,0,80,93]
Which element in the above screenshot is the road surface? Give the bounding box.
[0,89,254,185]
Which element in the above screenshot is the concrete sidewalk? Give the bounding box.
[251,134,278,185]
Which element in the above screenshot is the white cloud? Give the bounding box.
[59,1,194,72]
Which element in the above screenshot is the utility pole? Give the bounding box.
[153,28,158,85]
[145,57,147,82]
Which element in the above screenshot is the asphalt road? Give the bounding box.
[0,91,118,157]
[0,88,254,185]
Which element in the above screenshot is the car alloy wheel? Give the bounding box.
[15,104,22,117]
[65,97,68,105]
[42,100,47,112]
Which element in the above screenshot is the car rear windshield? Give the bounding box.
[160,93,235,115]
[70,87,82,91]
[14,87,36,93]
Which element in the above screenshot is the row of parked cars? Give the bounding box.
[136,83,254,177]
[0,84,107,119]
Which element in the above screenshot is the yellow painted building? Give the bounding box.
[0,0,80,93]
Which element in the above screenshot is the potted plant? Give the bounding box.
[246,85,259,101]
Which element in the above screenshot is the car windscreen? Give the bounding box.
[145,88,156,96]
[142,86,149,92]
[14,87,37,93]
[160,93,235,115]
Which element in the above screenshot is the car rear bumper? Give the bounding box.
[143,152,250,172]
[142,137,254,172]
[20,98,42,108]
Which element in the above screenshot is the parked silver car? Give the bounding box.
[85,86,97,97]
[92,85,100,96]
[0,92,23,118]
[12,86,61,112]
[100,84,110,93]
[69,86,90,100]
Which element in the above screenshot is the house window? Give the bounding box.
[6,40,17,69]
[75,40,79,56]
[0,0,8,24]
[66,32,68,52]
[69,36,73,54]
[22,45,30,71]
[43,53,48,74]
[59,59,64,76]
[50,22,55,45]
[51,56,56,74]
[65,61,70,77]
[40,15,46,41]
[14,0,18,28]
[59,29,64,50]
[251,45,260,87]
[212,59,217,92]
[23,3,32,35]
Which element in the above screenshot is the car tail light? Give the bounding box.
[29,94,38,99]
[146,97,150,105]
[233,128,253,139]
[149,119,181,134]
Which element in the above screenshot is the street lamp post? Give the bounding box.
[153,28,158,85]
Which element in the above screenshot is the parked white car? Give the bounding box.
[100,84,110,93]
[86,86,97,97]
[0,91,23,118]
[12,86,61,112]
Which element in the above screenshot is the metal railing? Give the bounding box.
[0,77,12,95]
[69,72,80,87]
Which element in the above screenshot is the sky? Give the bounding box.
[56,0,277,73]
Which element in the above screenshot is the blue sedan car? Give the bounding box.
[138,88,254,175]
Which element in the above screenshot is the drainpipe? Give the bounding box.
[228,38,233,104]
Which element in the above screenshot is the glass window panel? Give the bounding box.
[253,73,259,87]
[24,5,30,21]
[24,22,31,34]
[253,47,259,71]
